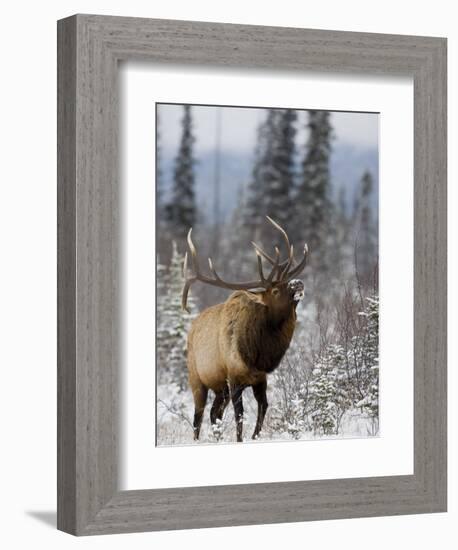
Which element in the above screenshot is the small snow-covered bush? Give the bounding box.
[157,242,197,391]
[268,293,379,439]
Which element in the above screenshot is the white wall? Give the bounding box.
[1,1,455,548]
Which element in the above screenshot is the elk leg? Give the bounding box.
[210,387,230,440]
[210,386,230,424]
[192,384,208,441]
[230,384,245,442]
[252,380,268,440]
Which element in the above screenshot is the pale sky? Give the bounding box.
[157,103,379,155]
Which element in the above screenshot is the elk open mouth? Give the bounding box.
[294,289,305,301]
[288,279,305,302]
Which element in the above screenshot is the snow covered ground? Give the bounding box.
[156,381,378,447]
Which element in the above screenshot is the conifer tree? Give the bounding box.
[156,110,164,213]
[264,109,297,229]
[325,184,352,278]
[166,105,197,239]
[337,185,349,243]
[353,170,377,282]
[156,242,196,391]
[355,295,379,427]
[243,109,297,246]
[156,257,170,385]
[223,184,256,280]
[295,110,333,251]
[243,110,277,234]
[307,293,379,436]
[308,344,352,435]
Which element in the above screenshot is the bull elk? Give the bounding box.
[182,217,308,442]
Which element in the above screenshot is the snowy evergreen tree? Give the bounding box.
[243,110,277,234]
[156,257,170,384]
[242,109,296,246]
[270,381,309,440]
[222,184,257,281]
[308,356,338,435]
[354,295,379,425]
[306,292,379,436]
[295,110,333,251]
[336,185,350,247]
[264,109,297,229]
[156,110,164,213]
[166,105,197,239]
[353,170,377,282]
[308,344,352,435]
[156,241,197,391]
[321,183,353,281]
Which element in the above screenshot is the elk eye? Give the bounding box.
[272,288,280,296]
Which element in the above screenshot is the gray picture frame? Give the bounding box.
[57,14,447,536]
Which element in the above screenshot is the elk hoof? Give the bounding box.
[211,419,223,441]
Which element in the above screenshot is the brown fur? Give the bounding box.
[187,286,299,441]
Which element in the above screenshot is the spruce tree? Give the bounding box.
[156,110,164,213]
[156,241,196,391]
[223,184,256,280]
[156,256,170,385]
[295,110,333,251]
[166,105,197,239]
[308,344,353,435]
[243,109,277,234]
[243,109,297,248]
[308,355,339,435]
[264,109,297,229]
[325,184,352,278]
[354,170,377,282]
[354,295,379,428]
[308,293,379,436]
[337,185,349,242]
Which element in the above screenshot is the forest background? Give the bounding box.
[155,103,379,445]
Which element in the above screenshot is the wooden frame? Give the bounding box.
[57,14,447,535]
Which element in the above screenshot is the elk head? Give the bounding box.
[182,216,308,319]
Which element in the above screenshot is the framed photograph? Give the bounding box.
[57,14,447,535]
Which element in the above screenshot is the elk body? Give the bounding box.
[182,217,308,442]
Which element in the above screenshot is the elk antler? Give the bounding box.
[181,218,309,311]
[251,217,309,282]
[182,229,274,312]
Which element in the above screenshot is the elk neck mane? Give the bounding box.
[225,291,297,374]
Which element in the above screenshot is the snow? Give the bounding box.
[156,380,378,446]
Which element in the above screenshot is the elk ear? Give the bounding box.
[244,289,267,306]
